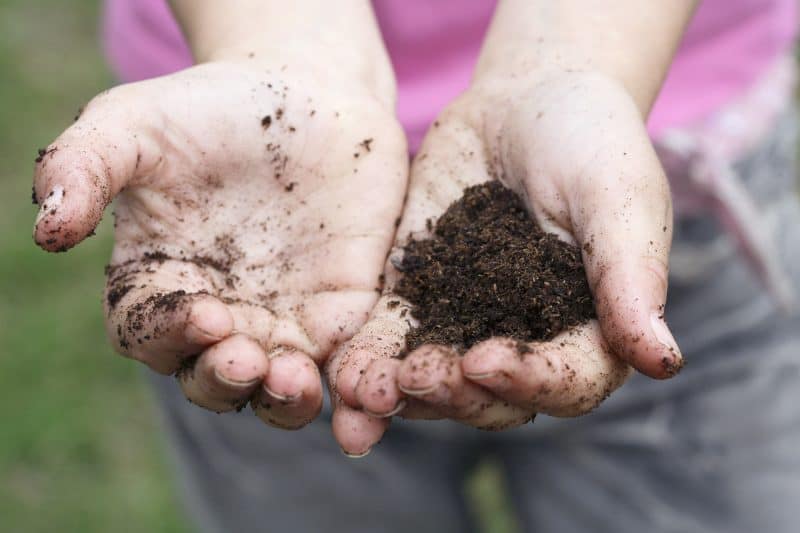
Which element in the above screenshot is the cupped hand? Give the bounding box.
[33,59,407,429]
[329,71,682,454]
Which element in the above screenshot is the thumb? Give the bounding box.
[509,77,683,379]
[33,83,161,252]
[570,127,682,379]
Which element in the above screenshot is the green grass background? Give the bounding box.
[0,1,188,532]
[0,2,518,531]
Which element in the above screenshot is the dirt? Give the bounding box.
[35,146,57,164]
[395,181,595,354]
[106,283,135,309]
[143,251,170,263]
[119,289,190,350]
[106,233,244,312]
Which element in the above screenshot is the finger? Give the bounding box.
[332,304,409,409]
[509,79,682,378]
[333,342,388,409]
[462,322,631,417]
[329,315,438,421]
[331,399,389,457]
[398,345,532,430]
[326,299,407,452]
[252,348,323,430]
[178,333,268,413]
[571,131,680,379]
[33,83,161,251]
[355,357,406,418]
[105,265,234,374]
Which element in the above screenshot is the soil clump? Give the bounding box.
[395,181,595,354]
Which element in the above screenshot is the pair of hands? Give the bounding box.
[33,58,681,455]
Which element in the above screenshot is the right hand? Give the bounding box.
[32,58,408,429]
[328,71,680,454]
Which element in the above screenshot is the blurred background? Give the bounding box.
[0,1,187,531]
[0,2,516,531]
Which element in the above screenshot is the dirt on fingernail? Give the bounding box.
[395,181,595,355]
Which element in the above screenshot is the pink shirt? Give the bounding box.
[104,0,797,151]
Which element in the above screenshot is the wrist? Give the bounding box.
[169,1,396,108]
[462,69,648,162]
[472,56,649,117]
[472,0,695,116]
[207,41,396,107]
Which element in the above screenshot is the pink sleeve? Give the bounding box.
[103,0,798,149]
[103,0,192,83]
[648,0,798,136]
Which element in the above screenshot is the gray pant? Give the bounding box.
[150,112,800,533]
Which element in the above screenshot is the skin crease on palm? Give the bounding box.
[330,72,684,456]
[32,59,408,430]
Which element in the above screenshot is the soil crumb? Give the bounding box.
[395,181,595,354]
[107,283,134,309]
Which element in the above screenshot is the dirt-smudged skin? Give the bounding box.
[32,60,409,428]
[329,69,680,455]
[396,181,595,353]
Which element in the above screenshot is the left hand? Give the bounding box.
[327,71,683,455]
[32,59,408,431]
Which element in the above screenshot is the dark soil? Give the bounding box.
[106,283,134,309]
[395,181,595,354]
[117,289,190,349]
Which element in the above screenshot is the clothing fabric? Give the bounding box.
[149,102,800,532]
[103,0,798,151]
[657,56,797,314]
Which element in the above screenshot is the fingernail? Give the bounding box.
[213,369,261,389]
[263,384,303,404]
[35,184,64,227]
[463,371,499,380]
[650,311,683,365]
[464,371,511,391]
[364,399,407,419]
[342,447,371,459]
[397,382,439,396]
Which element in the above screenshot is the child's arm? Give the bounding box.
[475,0,697,113]
[168,0,394,100]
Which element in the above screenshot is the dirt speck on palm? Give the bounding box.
[395,181,595,354]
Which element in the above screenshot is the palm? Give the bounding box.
[107,62,406,361]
